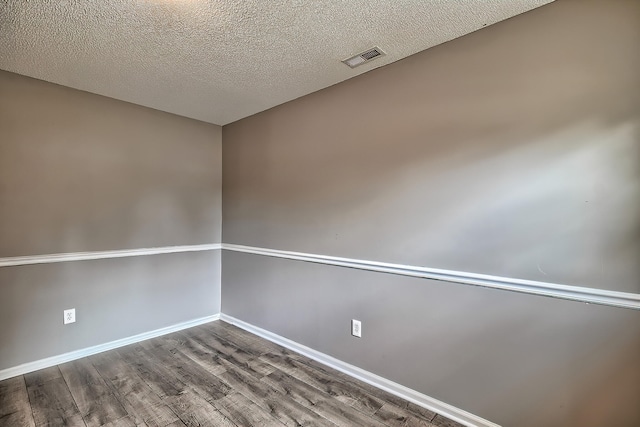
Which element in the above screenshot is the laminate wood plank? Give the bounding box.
[260,353,385,415]
[260,395,339,427]
[27,376,85,427]
[299,358,437,422]
[37,413,86,427]
[81,394,128,427]
[178,326,280,381]
[58,358,128,427]
[184,328,279,382]
[24,367,62,388]
[191,324,296,397]
[0,376,36,427]
[0,376,24,394]
[216,325,303,360]
[89,351,182,427]
[431,415,466,427]
[404,418,437,427]
[293,358,437,426]
[212,356,335,426]
[4,320,466,427]
[309,399,389,427]
[188,330,259,365]
[200,323,289,358]
[59,359,105,390]
[218,348,277,379]
[0,376,29,414]
[100,372,178,426]
[136,340,232,402]
[260,369,330,408]
[211,392,286,427]
[117,395,177,427]
[0,406,37,427]
[214,358,282,413]
[95,416,136,427]
[262,369,432,427]
[116,345,184,399]
[59,359,112,412]
[374,403,436,427]
[88,352,145,397]
[163,391,237,427]
[289,354,438,427]
[164,332,229,376]
[187,328,241,357]
[260,369,380,427]
[355,381,437,423]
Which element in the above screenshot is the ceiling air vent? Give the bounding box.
[342,47,385,68]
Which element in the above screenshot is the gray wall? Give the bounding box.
[223,0,640,293]
[0,252,219,370]
[0,71,222,256]
[222,1,640,426]
[0,71,222,370]
[223,252,640,427]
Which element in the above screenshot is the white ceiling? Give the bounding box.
[0,0,553,126]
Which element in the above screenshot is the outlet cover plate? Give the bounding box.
[351,319,362,338]
[64,308,76,325]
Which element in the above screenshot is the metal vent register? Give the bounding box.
[342,47,385,68]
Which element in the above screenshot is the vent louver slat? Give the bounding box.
[361,49,382,60]
[342,47,385,68]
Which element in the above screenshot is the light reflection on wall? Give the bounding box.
[393,121,640,292]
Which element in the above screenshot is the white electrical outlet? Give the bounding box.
[63,308,76,325]
[351,319,362,338]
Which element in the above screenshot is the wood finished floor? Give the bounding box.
[0,321,464,427]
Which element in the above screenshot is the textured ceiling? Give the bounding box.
[0,0,553,125]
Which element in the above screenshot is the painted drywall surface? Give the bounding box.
[221,1,640,426]
[222,251,640,427]
[0,251,220,371]
[222,0,640,293]
[0,71,222,370]
[0,70,222,257]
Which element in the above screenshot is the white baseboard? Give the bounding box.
[0,314,220,381]
[220,313,501,427]
[3,312,500,427]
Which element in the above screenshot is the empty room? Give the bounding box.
[1,0,639,426]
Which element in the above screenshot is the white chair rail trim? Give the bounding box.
[0,244,222,267]
[222,244,640,311]
[1,242,637,310]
